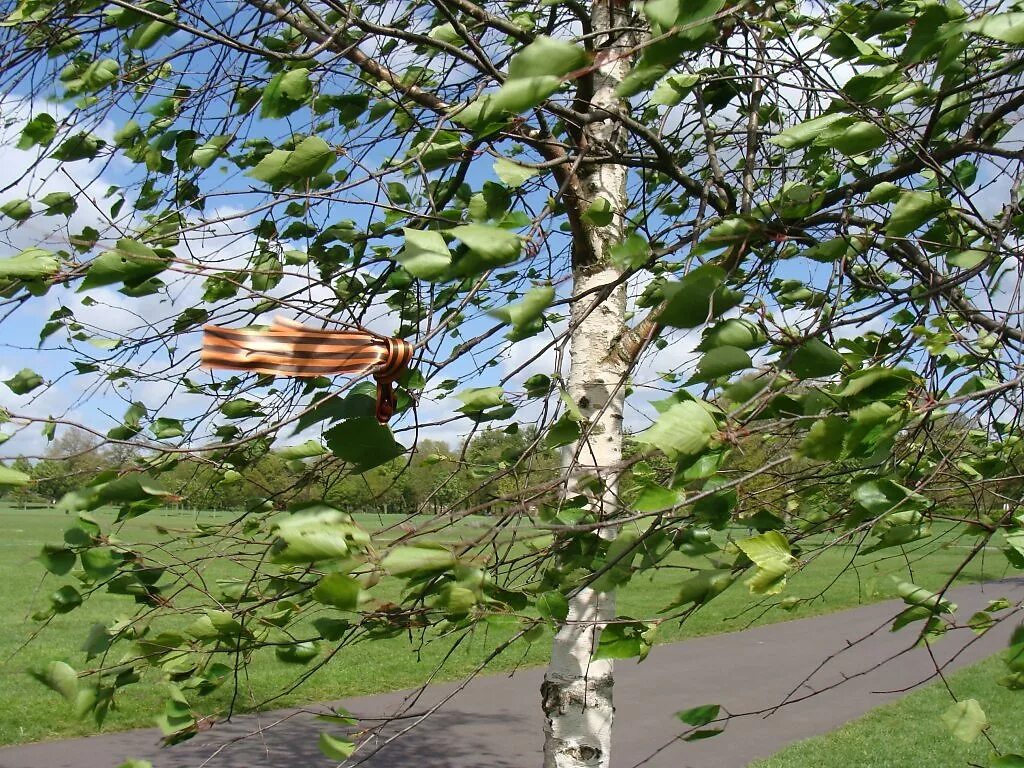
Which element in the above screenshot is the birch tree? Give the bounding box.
[2,0,1024,766]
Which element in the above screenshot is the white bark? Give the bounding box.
[541,3,633,766]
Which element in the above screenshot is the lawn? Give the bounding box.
[751,653,1024,768]
[0,504,1011,746]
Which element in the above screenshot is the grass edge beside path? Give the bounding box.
[750,652,1024,768]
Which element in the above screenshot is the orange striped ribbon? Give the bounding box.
[201,317,414,423]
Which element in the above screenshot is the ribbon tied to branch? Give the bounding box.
[201,316,414,423]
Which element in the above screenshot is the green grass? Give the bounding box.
[751,653,1024,768]
[0,505,1011,746]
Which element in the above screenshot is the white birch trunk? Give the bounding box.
[541,2,633,766]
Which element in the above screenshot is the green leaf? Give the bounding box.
[318,732,356,761]
[770,113,848,148]
[428,22,463,44]
[4,368,43,395]
[455,37,588,129]
[190,135,232,168]
[816,120,886,155]
[51,132,103,161]
[81,547,120,578]
[642,0,725,33]
[677,703,720,727]
[324,418,404,473]
[784,338,844,378]
[946,249,987,269]
[690,346,751,382]
[593,620,655,660]
[0,247,59,279]
[636,400,717,458]
[313,573,361,610]
[865,182,902,204]
[270,507,369,564]
[220,399,261,419]
[381,544,457,576]
[737,531,796,595]
[251,249,282,292]
[800,417,847,461]
[584,197,614,226]
[0,463,30,487]
[610,233,648,270]
[490,285,554,336]
[279,68,312,101]
[896,580,955,614]
[40,191,77,217]
[17,113,57,150]
[456,386,506,412]
[699,318,762,351]
[887,191,949,237]
[449,224,522,275]
[276,641,321,664]
[494,157,538,187]
[543,412,581,449]
[30,661,78,702]
[670,569,735,607]
[854,479,925,515]
[536,591,569,622]
[151,418,185,439]
[941,699,987,743]
[963,13,1024,43]
[993,757,1024,768]
[38,544,75,575]
[1,199,32,221]
[277,440,326,460]
[97,474,172,507]
[247,136,335,185]
[633,481,679,513]
[261,68,312,118]
[399,229,452,281]
[79,239,167,291]
[659,265,742,328]
[652,73,699,105]
[51,584,83,613]
[127,14,175,50]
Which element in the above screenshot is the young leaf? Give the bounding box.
[489,285,554,336]
[0,464,31,487]
[79,239,167,291]
[324,418,404,473]
[313,573,361,610]
[1,199,32,221]
[887,191,949,237]
[941,699,988,743]
[318,732,356,760]
[381,544,457,576]
[399,229,452,281]
[494,157,538,187]
[636,400,717,458]
[4,368,44,395]
[737,531,797,595]
[0,248,59,279]
[784,338,844,378]
[455,37,588,129]
[449,224,522,275]
[690,346,751,383]
[659,265,742,328]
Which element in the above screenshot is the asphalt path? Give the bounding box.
[2,579,1021,768]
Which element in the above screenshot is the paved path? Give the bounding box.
[2,579,1022,768]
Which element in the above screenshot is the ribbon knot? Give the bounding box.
[200,316,413,423]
